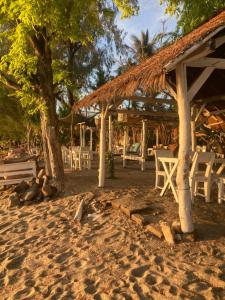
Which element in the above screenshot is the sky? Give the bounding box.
[116,0,177,46]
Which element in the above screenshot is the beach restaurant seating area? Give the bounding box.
[155,148,225,204]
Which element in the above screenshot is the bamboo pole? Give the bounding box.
[141,120,146,171]
[176,63,194,233]
[99,108,106,187]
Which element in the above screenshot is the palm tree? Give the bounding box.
[131,29,155,62]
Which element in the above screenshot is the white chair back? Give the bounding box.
[190,152,215,179]
[154,150,173,172]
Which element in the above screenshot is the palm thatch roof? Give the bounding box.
[74,8,225,110]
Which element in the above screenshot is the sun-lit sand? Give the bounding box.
[0,158,225,299]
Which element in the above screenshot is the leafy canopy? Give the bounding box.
[0,0,139,111]
[161,0,225,33]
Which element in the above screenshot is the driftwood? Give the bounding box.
[74,192,95,223]
[160,221,175,245]
[74,198,85,223]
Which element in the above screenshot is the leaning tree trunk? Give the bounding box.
[33,31,64,191]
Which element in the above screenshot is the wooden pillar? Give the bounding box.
[156,127,159,146]
[82,125,86,147]
[141,120,147,171]
[108,114,113,153]
[90,128,93,151]
[79,124,83,147]
[99,108,106,187]
[123,126,128,168]
[176,63,194,233]
[191,106,196,151]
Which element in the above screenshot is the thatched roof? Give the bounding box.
[74,8,225,110]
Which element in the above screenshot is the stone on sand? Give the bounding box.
[160,221,175,245]
[145,224,163,239]
[8,192,20,207]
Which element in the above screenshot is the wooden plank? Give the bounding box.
[187,57,225,69]
[188,67,215,101]
[0,170,34,176]
[0,176,34,185]
[0,161,36,171]
[116,95,176,105]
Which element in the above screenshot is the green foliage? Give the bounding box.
[0,86,39,140]
[0,0,139,113]
[161,0,225,33]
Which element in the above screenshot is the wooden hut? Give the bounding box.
[74,9,225,233]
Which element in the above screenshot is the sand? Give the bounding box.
[0,158,225,300]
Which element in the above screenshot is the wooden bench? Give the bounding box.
[0,161,36,186]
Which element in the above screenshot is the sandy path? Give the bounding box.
[0,160,225,299]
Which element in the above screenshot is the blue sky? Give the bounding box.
[116,0,177,46]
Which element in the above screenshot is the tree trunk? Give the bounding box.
[40,111,52,177]
[35,34,64,191]
[176,63,194,233]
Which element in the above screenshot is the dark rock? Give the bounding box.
[36,177,44,187]
[13,181,29,194]
[172,220,182,234]
[24,183,39,201]
[8,192,20,208]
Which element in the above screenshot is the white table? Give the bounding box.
[158,157,179,203]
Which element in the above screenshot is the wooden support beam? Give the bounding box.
[108,114,113,153]
[191,106,197,151]
[155,127,159,146]
[209,108,225,116]
[188,67,215,102]
[114,109,178,118]
[195,103,206,122]
[195,94,225,103]
[90,128,93,151]
[115,95,176,106]
[176,62,194,233]
[79,124,83,147]
[123,127,128,168]
[99,107,106,187]
[165,81,177,100]
[187,57,225,69]
[141,120,146,171]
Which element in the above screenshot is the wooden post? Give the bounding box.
[79,124,83,147]
[99,108,106,187]
[82,125,86,147]
[191,106,196,151]
[90,128,93,151]
[108,114,113,153]
[141,120,147,171]
[156,127,159,146]
[123,126,128,168]
[176,63,194,233]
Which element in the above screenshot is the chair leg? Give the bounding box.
[218,179,224,204]
[204,180,211,203]
[155,173,159,189]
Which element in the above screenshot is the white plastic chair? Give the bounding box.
[154,149,174,190]
[189,152,215,203]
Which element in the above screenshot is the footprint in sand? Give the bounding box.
[130,265,149,278]
[13,287,35,299]
[6,254,26,270]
